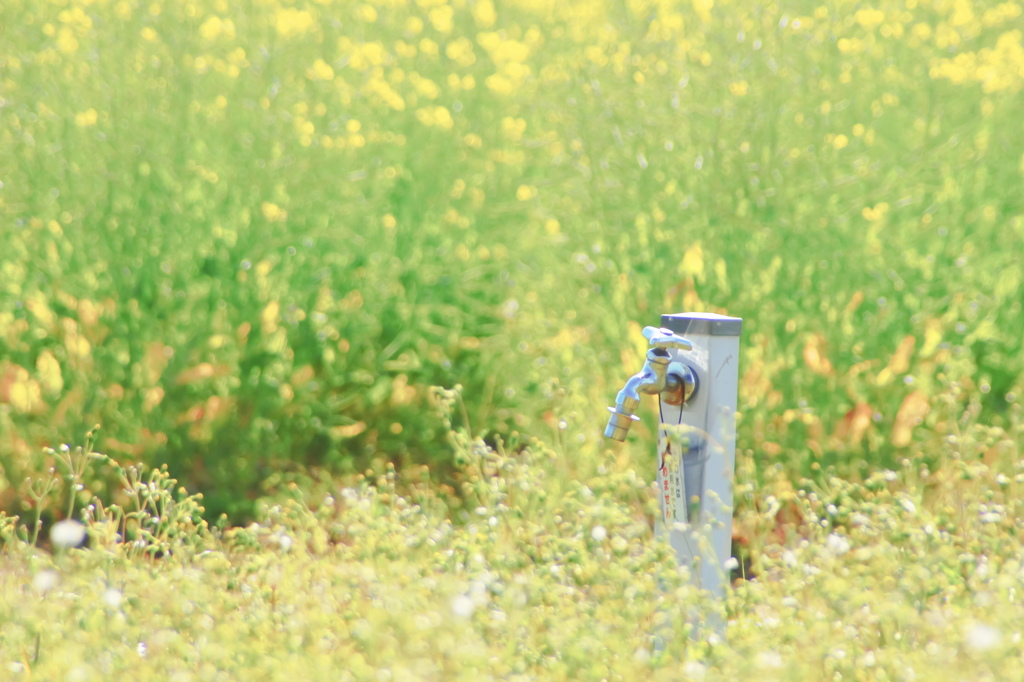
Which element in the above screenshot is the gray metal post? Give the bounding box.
[657,313,742,603]
[604,312,742,631]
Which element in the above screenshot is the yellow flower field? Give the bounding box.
[1,0,1023,677]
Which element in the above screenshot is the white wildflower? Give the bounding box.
[682,660,706,680]
[102,588,123,609]
[966,622,1002,651]
[275,532,294,551]
[50,519,86,549]
[451,595,475,618]
[826,533,851,556]
[32,570,59,594]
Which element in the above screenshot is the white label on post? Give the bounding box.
[658,430,708,526]
[658,439,679,526]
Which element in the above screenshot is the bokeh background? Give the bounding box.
[2,0,1022,520]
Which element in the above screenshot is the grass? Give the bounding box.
[1,0,1024,677]
[2,0,1022,517]
[2,408,1024,679]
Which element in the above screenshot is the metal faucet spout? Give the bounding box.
[604,349,671,441]
[604,372,645,441]
[604,327,699,442]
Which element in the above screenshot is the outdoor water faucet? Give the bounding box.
[604,312,742,620]
[604,327,698,441]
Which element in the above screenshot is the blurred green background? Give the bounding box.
[1,0,1022,519]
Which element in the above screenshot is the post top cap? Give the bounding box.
[660,312,743,337]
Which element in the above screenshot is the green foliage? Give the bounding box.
[5,428,210,560]
[0,0,1022,521]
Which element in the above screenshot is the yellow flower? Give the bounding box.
[679,242,705,281]
[837,37,865,54]
[410,73,441,99]
[445,38,476,66]
[348,41,388,70]
[501,117,526,141]
[357,4,377,22]
[415,106,454,130]
[36,351,63,396]
[434,107,454,129]
[862,202,889,221]
[516,185,536,201]
[485,74,514,94]
[56,27,79,53]
[419,38,440,57]
[692,0,714,22]
[473,0,496,27]
[199,16,235,41]
[429,6,454,33]
[307,58,335,81]
[261,301,281,333]
[405,16,424,34]
[854,8,885,30]
[143,387,165,413]
[75,108,98,127]
[275,8,314,38]
[261,202,288,222]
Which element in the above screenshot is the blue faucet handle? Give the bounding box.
[642,326,693,351]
